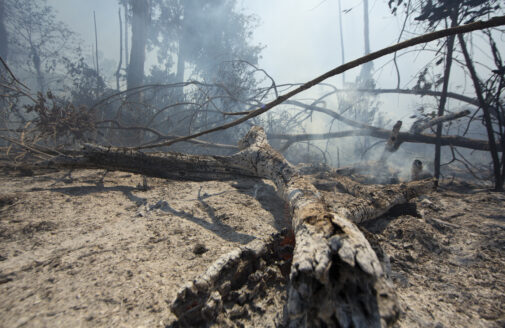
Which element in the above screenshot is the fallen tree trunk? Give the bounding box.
[19,127,439,326]
[269,126,501,152]
[233,127,398,327]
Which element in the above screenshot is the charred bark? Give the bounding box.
[24,126,421,327]
[379,121,402,163]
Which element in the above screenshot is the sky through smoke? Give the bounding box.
[45,0,503,131]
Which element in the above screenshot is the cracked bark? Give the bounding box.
[24,126,437,326]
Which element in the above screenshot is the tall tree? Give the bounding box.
[127,0,150,90]
[151,0,261,84]
[0,0,8,60]
[4,0,77,92]
[337,0,345,85]
[358,0,373,86]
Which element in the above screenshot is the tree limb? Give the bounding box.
[268,127,501,152]
[126,16,505,151]
[25,126,411,327]
[410,109,470,134]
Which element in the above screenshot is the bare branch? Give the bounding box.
[126,16,505,150]
[268,127,502,152]
[410,109,470,134]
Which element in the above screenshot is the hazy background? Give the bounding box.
[44,0,422,107]
[3,0,503,183]
[44,0,500,122]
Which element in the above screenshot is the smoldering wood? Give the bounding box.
[327,175,434,224]
[170,232,291,326]
[235,127,398,327]
[296,164,435,224]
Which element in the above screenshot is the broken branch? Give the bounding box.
[127,16,505,151]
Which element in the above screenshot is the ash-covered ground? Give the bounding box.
[0,168,503,327]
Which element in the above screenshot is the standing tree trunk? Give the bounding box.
[337,0,345,86]
[93,11,100,78]
[115,8,123,91]
[434,7,458,183]
[458,33,503,191]
[30,45,44,92]
[358,0,373,85]
[175,36,185,85]
[0,0,8,61]
[175,32,186,102]
[124,1,129,69]
[175,0,198,101]
[127,0,149,91]
[126,0,150,143]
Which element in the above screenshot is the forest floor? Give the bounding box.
[0,167,504,327]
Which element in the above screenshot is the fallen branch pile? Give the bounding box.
[14,126,435,327]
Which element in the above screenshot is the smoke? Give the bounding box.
[5,0,503,185]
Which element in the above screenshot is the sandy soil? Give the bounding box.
[0,168,504,327]
[0,169,287,327]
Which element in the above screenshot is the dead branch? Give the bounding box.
[171,233,289,326]
[0,56,30,91]
[96,120,237,150]
[285,100,371,130]
[410,109,470,134]
[125,16,505,151]
[268,127,501,152]
[352,88,503,121]
[381,121,402,160]
[23,126,414,327]
[277,102,486,154]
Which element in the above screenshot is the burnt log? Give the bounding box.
[27,126,415,327]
